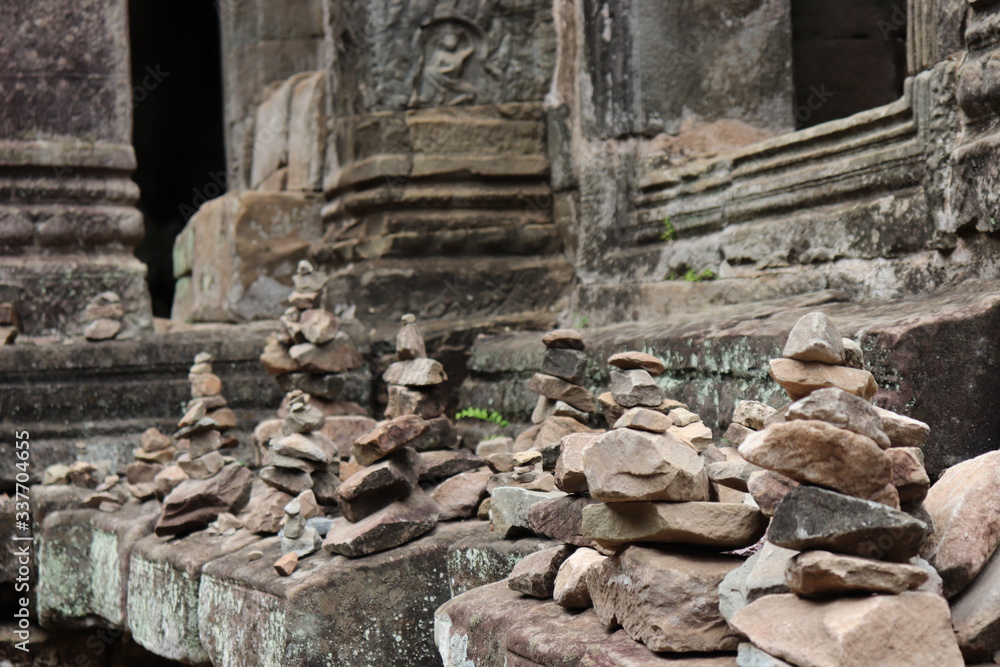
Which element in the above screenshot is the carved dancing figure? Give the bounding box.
[410,31,477,107]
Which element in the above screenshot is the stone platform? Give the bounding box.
[463,281,1000,477]
[435,581,738,667]
[31,498,554,667]
[0,323,282,491]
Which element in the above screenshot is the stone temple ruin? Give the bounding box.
[6,0,1000,665]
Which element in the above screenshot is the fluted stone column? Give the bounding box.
[0,0,151,335]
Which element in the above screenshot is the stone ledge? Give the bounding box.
[435,581,738,666]
[33,502,552,666]
[465,281,1000,476]
[0,324,282,489]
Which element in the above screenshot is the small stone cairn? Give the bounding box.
[384,313,448,419]
[481,329,598,484]
[83,291,124,341]
[259,260,367,403]
[152,352,253,536]
[127,351,237,502]
[321,316,483,557]
[259,390,341,504]
[721,312,964,666]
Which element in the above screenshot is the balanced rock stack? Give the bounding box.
[126,426,185,501]
[600,351,714,451]
[322,414,443,557]
[83,291,124,341]
[726,312,964,666]
[576,402,765,652]
[259,391,341,504]
[259,260,367,405]
[496,360,767,654]
[273,490,324,576]
[512,329,598,469]
[384,313,448,419]
[321,316,493,554]
[766,311,877,402]
[154,353,253,536]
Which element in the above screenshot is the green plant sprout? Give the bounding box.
[683,268,716,282]
[454,407,509,428]
[666,268,716,282]
[660,217,676,241]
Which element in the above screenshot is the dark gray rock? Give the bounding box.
[540,348,587,385]
[609,369,664,408]
[769,486,928,562]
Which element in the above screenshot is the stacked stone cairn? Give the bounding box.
[384,313,448,419]
[321,317,484,556]
[721,312,966,666]
[125,425,184,501]
[236,390,341,574]
[258,390,341,503]
[153,352,253,536]
[484,329,598,536]
[494,341,770,654]
[272,489,325,576]
[259,260,367,405]
[481,330,596,509]
[600,349,716,450]
[83,291,124,341]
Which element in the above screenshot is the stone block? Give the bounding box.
[173,191,322,323]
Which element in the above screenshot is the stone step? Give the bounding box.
[462,280,1000,477]
[435,580,737,666]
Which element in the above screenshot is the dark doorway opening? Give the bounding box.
[129,0,226,318]
[792,0,908,129]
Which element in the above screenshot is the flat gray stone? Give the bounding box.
[609,369,664,408]
[769,486,928,562]
[719,541,797,623]
[541,347,587,384]
[782,312,845,364]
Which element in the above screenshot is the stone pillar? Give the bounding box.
[314,0,573,333]
[0,0,151,335]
